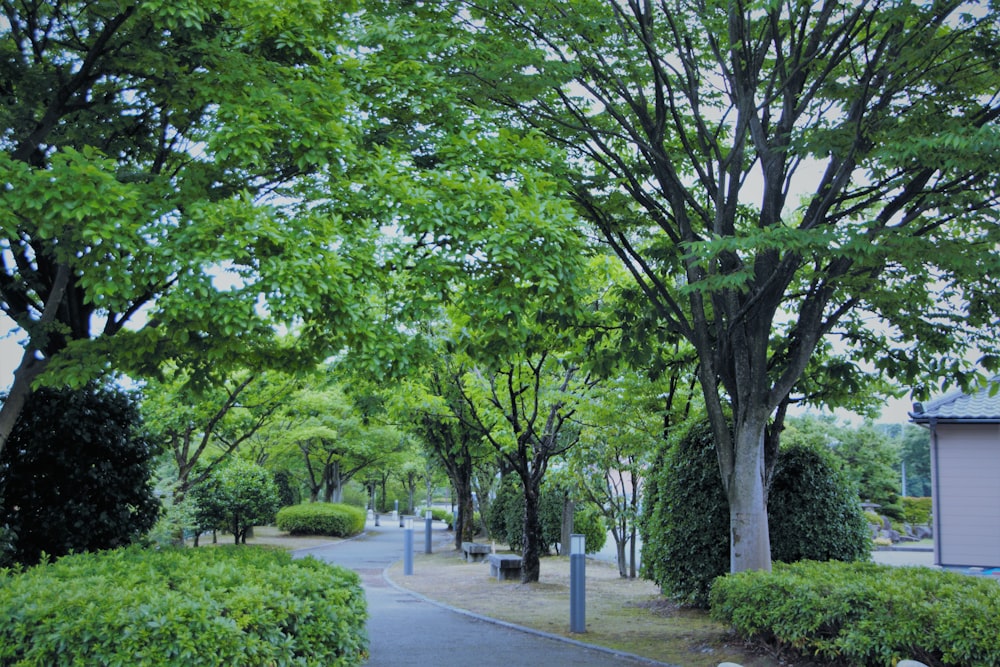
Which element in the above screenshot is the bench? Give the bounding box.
[462,541,492,563]
[487,554,522,581]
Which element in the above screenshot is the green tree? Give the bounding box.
[444,0,1000,573]
[570,366,698,578]
[271,383,405,505]
[190,458,279,545]
[388,343,496,548]
[783,416,902,517]
[899,424,932,498]
[458,350,593,582]
[144,368,292,500]
[0,385,160,565]
[0,1,418,454]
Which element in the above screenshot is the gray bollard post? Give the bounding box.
[424,510,433,554]
[374,512,380,526]
[403,518,414,575]
[570,533,586,633]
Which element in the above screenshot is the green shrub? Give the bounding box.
[768,444,871,563]
[710,560,1000,667]
[0,545,367,666]
[641,422,870,607]
[901,496,932,526]
[417,507,452,525]
[640,422,729,607]
[276,503,366,537]
[0,385,160,566]
[485,477,604,554]
[572,503,607,554]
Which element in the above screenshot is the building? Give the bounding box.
[910,379,1000,569]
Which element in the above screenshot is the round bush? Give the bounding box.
[0,545,367,666]
[768,444,870,564]
[276,502,366,537]
[641,421,870,607]
[0,385,160,566]
[640,422,728,607]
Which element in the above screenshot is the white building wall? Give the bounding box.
[933,423,1000,568]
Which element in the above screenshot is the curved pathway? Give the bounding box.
[295,520,668,667]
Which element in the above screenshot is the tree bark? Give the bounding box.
[520,480,544,583]
[0,263,71,456]
[727,425,772,573]
[452,476,476,550]
[560,498,575,556]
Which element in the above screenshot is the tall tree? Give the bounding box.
[0,0,437,453]
[388,342,495,549]
[458,350,594,583]
[449,0,1000,572]
[143,368,291,499]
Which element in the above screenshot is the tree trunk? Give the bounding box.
[521,481,544,583]
[560,498,575,556]
[0,264,70,457]
[728,425,772,573]
[0,352,47,457]
[615,533,628,578]
[629,524,637,579]
[452,477,476,550]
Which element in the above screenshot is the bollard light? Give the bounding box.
[403,518,414,575]
[569,533,585,633]
[424,510,433,554]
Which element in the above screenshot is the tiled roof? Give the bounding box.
[911,377,1000,422]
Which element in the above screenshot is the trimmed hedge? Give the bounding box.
[276,502,366,537]
[710,560,1000,667]
[0,545,367,666]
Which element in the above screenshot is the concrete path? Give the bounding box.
[295,520,669,667]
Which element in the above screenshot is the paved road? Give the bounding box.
[295,520,668,667]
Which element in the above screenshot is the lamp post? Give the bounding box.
[403,518,414,576]
[424,510,433,554]
[570,533,585,633]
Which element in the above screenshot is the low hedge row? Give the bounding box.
[0,545,367,666]
[710,560,1000,666]
[276,502,366,537]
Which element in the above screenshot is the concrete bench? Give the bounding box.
[462,541,492,563]
[487,554,522,581]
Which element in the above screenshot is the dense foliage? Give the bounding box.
[0,545,367,666]
[189,459,280,544]
[276,503,367,538]
[641,423,869,606]
[640,423,729,607]
[485,477,605,554]
[443,0,1000,574]
[0,386,159,565]
[767,445,871,564]
[710,560,1000,667]
[901,497,933,527]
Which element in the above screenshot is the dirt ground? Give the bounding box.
[243,525,342,551]
[384,547,794,667]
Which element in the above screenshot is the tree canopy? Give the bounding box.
[439,0,1000,572]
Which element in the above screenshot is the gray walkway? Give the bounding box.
[294,520,668,667]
